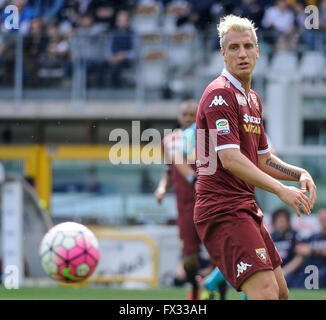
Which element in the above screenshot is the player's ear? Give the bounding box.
[256,45,259,59]
[221,48,226,63]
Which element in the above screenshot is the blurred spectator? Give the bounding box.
[318,0,326,49]
[70,12,107,87]
[29,0,65,23]
[293,0,307,32]
[106,10,137,87]
[298,0,326,50]
[286,0,307,49]
[270,207,305,287]
[0,30,16,85]
[177,0,215,32]
[65,0,128,28]
[66,0,99,19]
[261,0,295,48]
[38,23,70,81]
[23,18,47,86]
[233,0,265,29]
[295,208,326,288]
[0,0,7,9]
[92,0,136,29]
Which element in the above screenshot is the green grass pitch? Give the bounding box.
[0,286,325,300]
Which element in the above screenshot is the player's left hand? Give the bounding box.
[299,170,317,210]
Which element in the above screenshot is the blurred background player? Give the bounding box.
[154,99,202,300]
[293,207,326,288]
[270,207,305,287]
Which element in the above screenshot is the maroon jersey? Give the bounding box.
[162,130,200,254]
[194,69,270,222]
[162,130,196,213]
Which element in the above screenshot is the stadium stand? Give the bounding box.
[1,0,326,291]
[1,0,326,93]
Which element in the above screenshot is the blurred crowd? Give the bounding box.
[0,0,325,87]
[271,207,326,288]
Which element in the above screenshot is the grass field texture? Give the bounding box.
[0,286,325,300]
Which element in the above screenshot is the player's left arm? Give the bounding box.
[258,152,317,209]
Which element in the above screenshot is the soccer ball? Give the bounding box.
[39,222,100,282]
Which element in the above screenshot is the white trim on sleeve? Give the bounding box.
[215,144,240,152]
[257,146,271,154]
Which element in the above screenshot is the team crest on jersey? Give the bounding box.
[235,93,247,106]
[250,93,259,111]
[255,248,268,264]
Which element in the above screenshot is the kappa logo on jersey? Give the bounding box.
[209,95,229,107]
[236,261,252,278]
[235,93,247,106]
[216,119,230,135]
[225,80,230,88]
[255,248,268,264]
[250,93,259,111]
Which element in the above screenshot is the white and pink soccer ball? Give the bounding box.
[39,222,100,283]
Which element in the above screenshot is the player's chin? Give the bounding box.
[236,69,252,79]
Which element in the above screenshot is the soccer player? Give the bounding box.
[194,15,317,300]
[154,99,201,299]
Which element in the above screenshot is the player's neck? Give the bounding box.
[225,69,252,96]
[236,75,251,96]
[241,81,251,96]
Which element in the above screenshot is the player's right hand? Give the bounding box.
[278,185,312,217]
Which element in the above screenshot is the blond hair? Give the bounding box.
[217,15,258,50]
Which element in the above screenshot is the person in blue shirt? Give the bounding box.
[106,10,136,87]
[294,207,326,288]
[270,207,305,288]
[2,0,35,35]
[29,0,65,23]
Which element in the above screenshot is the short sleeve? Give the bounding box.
[203,90,240,152]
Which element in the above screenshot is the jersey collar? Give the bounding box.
[221,68,251,103]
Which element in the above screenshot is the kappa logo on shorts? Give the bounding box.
[255,248,269,264]
[236,261,252,278]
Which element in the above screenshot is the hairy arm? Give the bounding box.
[258,153,303,181]
[218,148,312,216]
